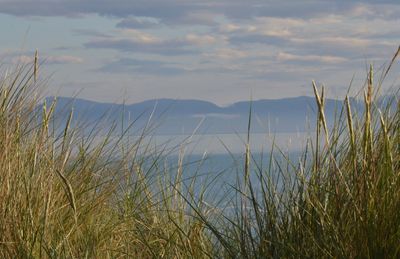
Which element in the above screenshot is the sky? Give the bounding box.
[0,0,399,105]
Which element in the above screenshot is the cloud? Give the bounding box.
[291,36,372,48]
[228,33,288,46]
[119,29,161,43]
[2,52,84,65]
[224,17,306,45]
[11,55,33,64]
[96,55,246,76]
[72,29,112,38]
[1,0,395,22]
[204,48,248,60]
[0,50,28,62]
[84,30,216,56]
[224,7,399,62]
[18,55,84,64]
[277,52,347,64]
[185,34,218,45]
[219,23,241,33]
[116,16,160,29]
[0,0,214,25]
[97,58,185,75]
[46,55,84,64]
[85,38,197,55]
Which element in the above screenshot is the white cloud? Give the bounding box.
[277,52,347,64]
[205,48,248,59]
[185,34,218,45]
[260,29,292,38]
[348,4,375,17]
[254,17,306,28]
[11,55,32,64]
[220,23,241,33]
[291,36,374,48]
[119,29,161,44]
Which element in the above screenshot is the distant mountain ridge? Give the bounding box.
[45,96,363,135]
[50,95,343,114]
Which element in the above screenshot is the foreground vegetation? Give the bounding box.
[0,48,399,258]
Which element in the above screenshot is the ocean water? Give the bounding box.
[98,132,310,205]
[144,132,311,155]
[138,136,307,206]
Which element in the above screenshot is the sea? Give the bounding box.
[125,132,311,206]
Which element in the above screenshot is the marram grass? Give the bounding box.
[0,48,399,258]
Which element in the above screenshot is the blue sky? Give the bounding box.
[0,0,399,105]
